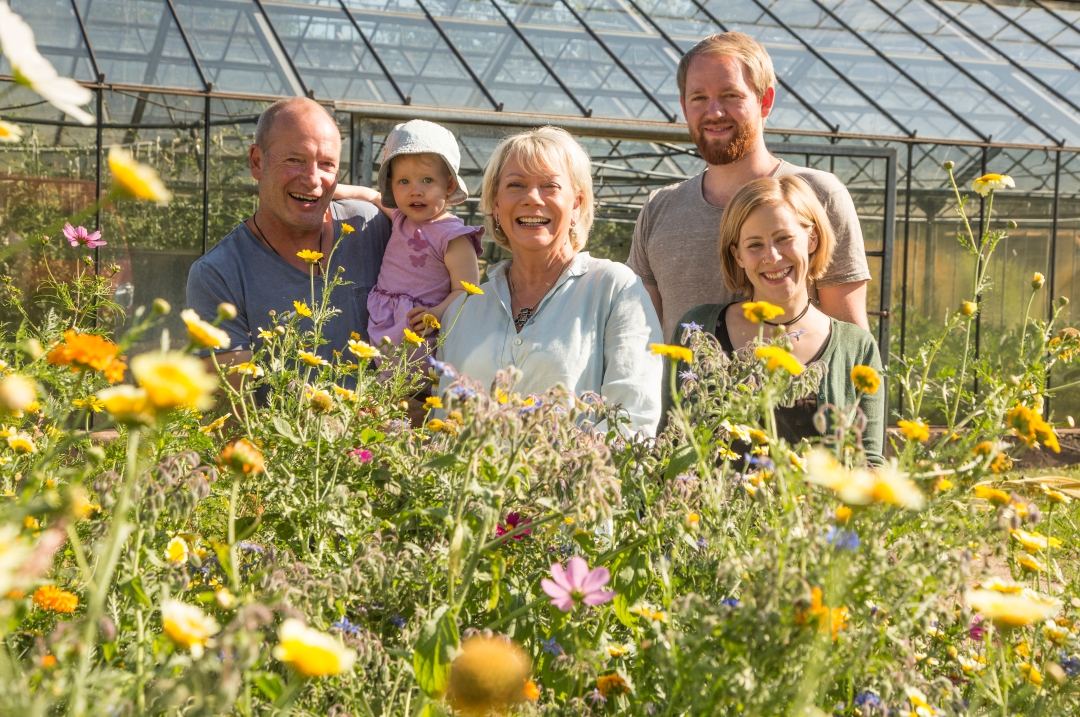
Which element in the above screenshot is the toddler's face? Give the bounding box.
[389,153,455,222]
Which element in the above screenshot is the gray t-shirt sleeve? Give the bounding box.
[803,171,872,288]
[626,192,656,286]
[185,256,251,353]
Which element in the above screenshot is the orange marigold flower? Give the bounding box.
[218,438,265,476]
[524,679,541,701]
[33,585,78,613]
[796,587,848,641]
[46,330,126,383]
[974,484,1012,505]
[596,673,629,698]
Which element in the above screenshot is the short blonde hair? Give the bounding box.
[718,175,835,296]
[677,32,776,100]
[481,126,594,252]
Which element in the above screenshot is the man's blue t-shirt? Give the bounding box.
[185,199,390,360]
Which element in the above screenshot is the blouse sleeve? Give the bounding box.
[858,338,886,466]
[601,272,664,437]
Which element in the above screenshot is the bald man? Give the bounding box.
[186,98,390,372]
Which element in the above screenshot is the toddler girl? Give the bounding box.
[338,120,483,346]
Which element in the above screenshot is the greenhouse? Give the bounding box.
[2,0,1080,418]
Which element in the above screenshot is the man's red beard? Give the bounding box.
[690,118,757,166]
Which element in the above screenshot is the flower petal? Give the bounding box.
[581,590,616,606]
[579,565,611,594]
[548,562,573,592]
[564,556,589,591]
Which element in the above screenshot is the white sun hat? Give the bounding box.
[377,120,469,208]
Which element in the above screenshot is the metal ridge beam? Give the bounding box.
[745,0,915,138]
[164,0,211,90]
[68,0,101,82]
[1030,0,1080,37]
[866,0,1063,146]
[555,0,676,122]
[336,0,410,106]
[686,0,838,133]
[251,0,310,97]
[414,0,502,111]
[809,0,989,142]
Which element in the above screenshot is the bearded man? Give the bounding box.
[628,33,870,342]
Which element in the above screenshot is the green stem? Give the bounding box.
[1019,288,1037,358]
[228,475,241,592]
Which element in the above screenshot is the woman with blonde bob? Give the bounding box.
[438,126,663,435]
[672,175,884,462]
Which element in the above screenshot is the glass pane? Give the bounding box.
[940,1,1061,65]
[171,0,304,96]
[2,0,96,83]
[1051,150,1080,419]
[1007,3,1080,66]
[74,0,204,90]
[260,1,402,104]
[207,97,268,251]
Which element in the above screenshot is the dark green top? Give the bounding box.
[668,303,885,465]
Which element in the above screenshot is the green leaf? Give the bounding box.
[360,427,386,444]
[664,443,697,482]
[272,417,301,445]
[119,576,151,607]
[612,552,650,628]
[253,672,284,701]
[234,515,262,541]
[422,454,466,470]
[413,605,460,697]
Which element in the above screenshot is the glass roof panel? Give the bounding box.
[2,0,96,83]
[341,0,508,109]
[488,0,667,121]
[73,0,204,90]
[938,1,1062,66]
[421,0,586,114]
[171,0,303,96]
[259,1,401,104]
[632,0,721,40]
[1005,4,1080,66]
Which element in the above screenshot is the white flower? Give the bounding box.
[0,118,23,143]
[0,2,94,125]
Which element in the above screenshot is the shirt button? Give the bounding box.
[514,338,522,346]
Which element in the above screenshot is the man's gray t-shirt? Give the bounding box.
[186,199,390,359]
[627,161,871,342]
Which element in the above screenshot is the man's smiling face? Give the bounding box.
[680,53,772,167]
[250,105,341,233]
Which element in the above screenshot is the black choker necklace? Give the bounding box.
[763,299,811,327]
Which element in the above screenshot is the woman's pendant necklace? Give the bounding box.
[509,255,573,330]
[763,299,811,327]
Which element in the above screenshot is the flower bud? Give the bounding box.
[275,326,286,335]
[218,438,265,476]
[1007,219,1017,230]
[1032,272,1045,289]
[399,401,410,411]
[82,256,94,266]
[0,374,36,415]
[20,339,42,360]
[152,298,171,315]
[943,160,954,171]
[217,302,237,321]
[1061,296,1070,307]
[960,300,977,316]
[382,335,394,346]
[309,390,333,413]
[1068,416,1075,428]
[86,445,106,463]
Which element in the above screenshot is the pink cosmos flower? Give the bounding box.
[541,556,615,612]
[63,223,105,248]
[348,447,373,463]
[495,512,531,540]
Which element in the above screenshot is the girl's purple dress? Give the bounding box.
[367,209,484,345]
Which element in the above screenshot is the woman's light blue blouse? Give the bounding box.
[436,252,664,436]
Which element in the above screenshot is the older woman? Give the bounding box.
[437,127,663,435]
[672,175,884,463]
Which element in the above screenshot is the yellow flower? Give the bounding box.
[1043,620,1070,645]
[446,635,531,715]
[165,536,189,564]
[596,673,629,698]
[425,396,443,410]
[1019,662,1043,686]
[971,173,1015,197]
[524,679,541,701]
[6,433,35,454]
[650,343,693,363]
[293,301,312,318]
[72,396,105,413]
[296,249,324,264]
[835,506,852,523]
[754,345,804,375]
[258,329,275,340]
[179,309,231,350]
[934,477,954,492]
[965,587,1060,628]
[333,386,357,402]
[229,362,264,378]
[0,373,37,416]
[806,451,924,510]
[308,389,333,413]
[131,351,217,412]
[742,301,785,323]
[0,119,24,144]
[1010,528,1061,553]
[1032,272,1045,289]
[273,618,356,677]
[870,462,926,510]
[630,605,667,622]
[46,330,126,383]
[108,146,171,204]
[198,415,228,434]
[422,314,441,330]
[298,351,329,368]
[1008,405,1060,452]
[960,300,978,316]
[97,385,156,425]
[32,585,78,613]
[161,599,220,658]
[403,329,423,345]
[218,438,265,476]
[347,339,381,360]
[340,222,355,235]
[897,419,929,442]
[850,365,880,394]
[461,281,484,295]
[1041,485,1071,504]
[974,484,1012,505]
[1018,554,1045,573]
[796,587,848,641]
[746,428,769,445]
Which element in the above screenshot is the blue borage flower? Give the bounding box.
[332,617,360,635]
[721,598,739,607]
[825,526,861,552]
[389,615,406,629]
[448,385,476,400]
[681,321,703,333]
[237,541,263,553]
[854,692,881,709]
[1062,652,1080,677]
[541,636,563,655]
[743,454,774,471]
[587,689,607,705]
[678,370,698,382]
[425,357,456,381]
